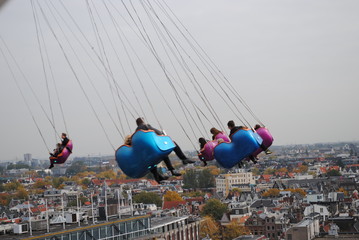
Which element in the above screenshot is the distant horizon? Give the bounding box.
[1,140,358,163]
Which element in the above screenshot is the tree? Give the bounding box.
[182,191,204,198]
[164,191,183,201]
[277,167,288,173]
[285,188,306,197]
[200,216,220,240]
[263,168,276,175]
[81,178,91,187]
[222,220,251,240]
[16,187,29,200]
[0,193,10,206]
[198,169,215,188]
[133,191,162,207]
[183,169,198,189]
[251,167,260,176]
[4,181,21,192]
[208,166,221,176]
[183,169,215,189]
[52,176,69,188]
[33,180,47,189]
[338,187,349,196]
[327,169,341,176]
[262,188,280,197]
[231,188,241,194]
[336,159,345,169]
[201,199,227,221]
[97,170,117,179]
[66,161,88,175]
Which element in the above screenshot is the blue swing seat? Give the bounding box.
[115,130,175,178]
[214,128,262,169]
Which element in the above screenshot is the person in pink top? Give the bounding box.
[210,127,230,142]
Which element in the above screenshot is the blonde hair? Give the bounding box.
[124,135,132,145]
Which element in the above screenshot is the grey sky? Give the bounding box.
[0,0,358,162]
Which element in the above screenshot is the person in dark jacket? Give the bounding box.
[135,117,194,176]
[227,120,258,164]
[227,120,244,140]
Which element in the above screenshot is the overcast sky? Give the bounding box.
[0,0,358,162]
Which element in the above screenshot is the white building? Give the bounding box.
[304,204,329,221]
[215,169,255,196]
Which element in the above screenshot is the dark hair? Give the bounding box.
[199,137,207,149]
[136,117,144,126]
[62,133,67,137]
[254,124,261,130]
[227,120,235,128]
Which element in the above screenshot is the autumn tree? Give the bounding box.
[232,188,241,194]
[0,193,10,206]
[182,191,204,198]
[163,191,183,201]
[338,187,349,196]
[4,181,21,192]
[52,176,69,188]
[200,216,220,240]
[201,199,227,221]
[262,188,280,198]
[277,167,288,173]
[251,167,260,176]
[285,188,306,197]
[16,186,29,200]
[222,220,251,240]
[97,170,117,179]
[208,166,221,176]
[133,192,162,207]
[33,180,48,189]
[263,168,276,175]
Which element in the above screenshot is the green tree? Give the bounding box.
[52,177,69,188]
[201,199,227,221]
[183,169,198,189]
[133,191,162,207]
[183,169,215,189]
[81,178,91,187]
[198,169,215,188]
[327,169,341,176]
[66,161,88,176]
[336,159,345,169]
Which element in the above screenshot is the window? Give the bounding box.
[320,208,323,213]
[287,234,292,240]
